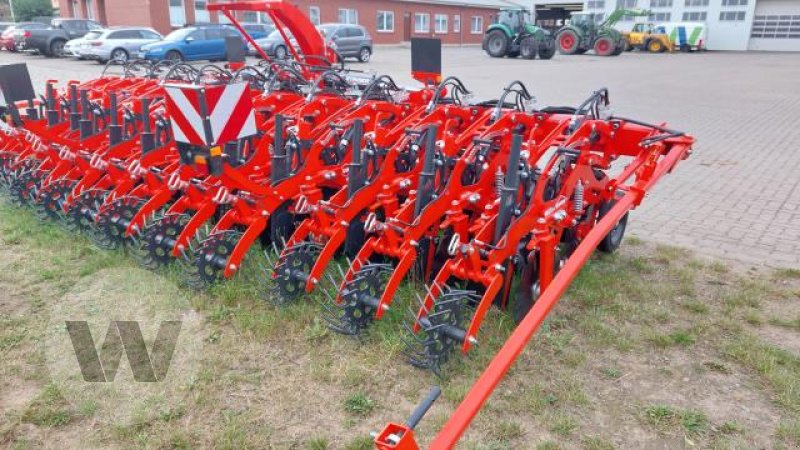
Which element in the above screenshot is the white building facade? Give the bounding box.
[532,0,800,51]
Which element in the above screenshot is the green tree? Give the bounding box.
[10,0,54,22]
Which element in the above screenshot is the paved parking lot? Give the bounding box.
[2,48,799,267]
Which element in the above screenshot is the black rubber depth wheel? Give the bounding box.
[597,201,629,253]
[484,30,510,57]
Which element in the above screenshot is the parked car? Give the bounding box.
[1,22,48,52]
[138,24,245,62]
[241,23,274,40]
[21,18,103,56]
[317,23,373,62]
[248,29,297,59]
[64,30,102,58]
[78,27,162,63]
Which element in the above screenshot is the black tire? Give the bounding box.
[512,254,539,324]
[520,37,538,59]
[556,29,580,55]
[165,50,183,62]
[274,45,287,60]
[538,37,556,60]
[358,46,371,63]
[484,30,510,57]
[110,48,129,62]
[597,201,629,253]
[48,39,66,57]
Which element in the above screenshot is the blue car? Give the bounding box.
[139,24,246,62]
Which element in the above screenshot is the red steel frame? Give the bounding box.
[374,125,694,449]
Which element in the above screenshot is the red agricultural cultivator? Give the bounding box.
[0,1,694,448]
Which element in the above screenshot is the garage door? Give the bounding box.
[749,0,800,51]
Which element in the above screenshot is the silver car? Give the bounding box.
[64,31,101,58]
[79,27,162,63]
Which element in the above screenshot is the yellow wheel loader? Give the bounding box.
[624,23,674,53]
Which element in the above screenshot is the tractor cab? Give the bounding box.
[495,9,531,34]
[568,12,599,30]
[631,22,655,34]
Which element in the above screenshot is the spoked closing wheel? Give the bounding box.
[187,230,243,289]
[64,189,108,234]
[132,213,191,270]
[8,169,46,207]
[34,178,75,223]
[321,263,391,336]
[271,240,321,304]
[92,196,145,250]
[404,287,479,374]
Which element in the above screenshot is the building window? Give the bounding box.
[587,0,605,8]
[453,15,461,32]
[415,13,430,33]
[649,12,671,21]
[649,0,672,7]
[309,6,320,25]
[721,0,747,6]
[684,0,708,6]
[751,14,800,38]
[682,11,707,20]
[719,10,746,21]
[169,0,185,26]
[339,8,358,25]
[616,0,637,8]
[470,16,484,34]
[377,11,394,32]
[435,14,448,33]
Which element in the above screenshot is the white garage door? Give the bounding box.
[749,0,800,51]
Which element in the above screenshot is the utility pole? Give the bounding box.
[9,0,16,21]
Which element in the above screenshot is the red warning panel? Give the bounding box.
[164,82,257,146]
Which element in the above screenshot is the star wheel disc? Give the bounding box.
[404,288,478,374]
[271,240,321,304]
[64,189,108,234]
[34,178,75,222]
[92,196,144,250]
[322,263,391,336]
[186,230,243,289]
[132,213,191,270]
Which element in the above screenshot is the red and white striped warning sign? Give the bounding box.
[164,82,257,146]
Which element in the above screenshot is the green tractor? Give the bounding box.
[555,8,651,56]
[483,9,556,60]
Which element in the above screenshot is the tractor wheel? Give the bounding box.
[484,30,510,57]
[556,29,580,54]
[646,39,665,53]
[538,37,556,60]
[593,36,616,56]
[520,37,538,59]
